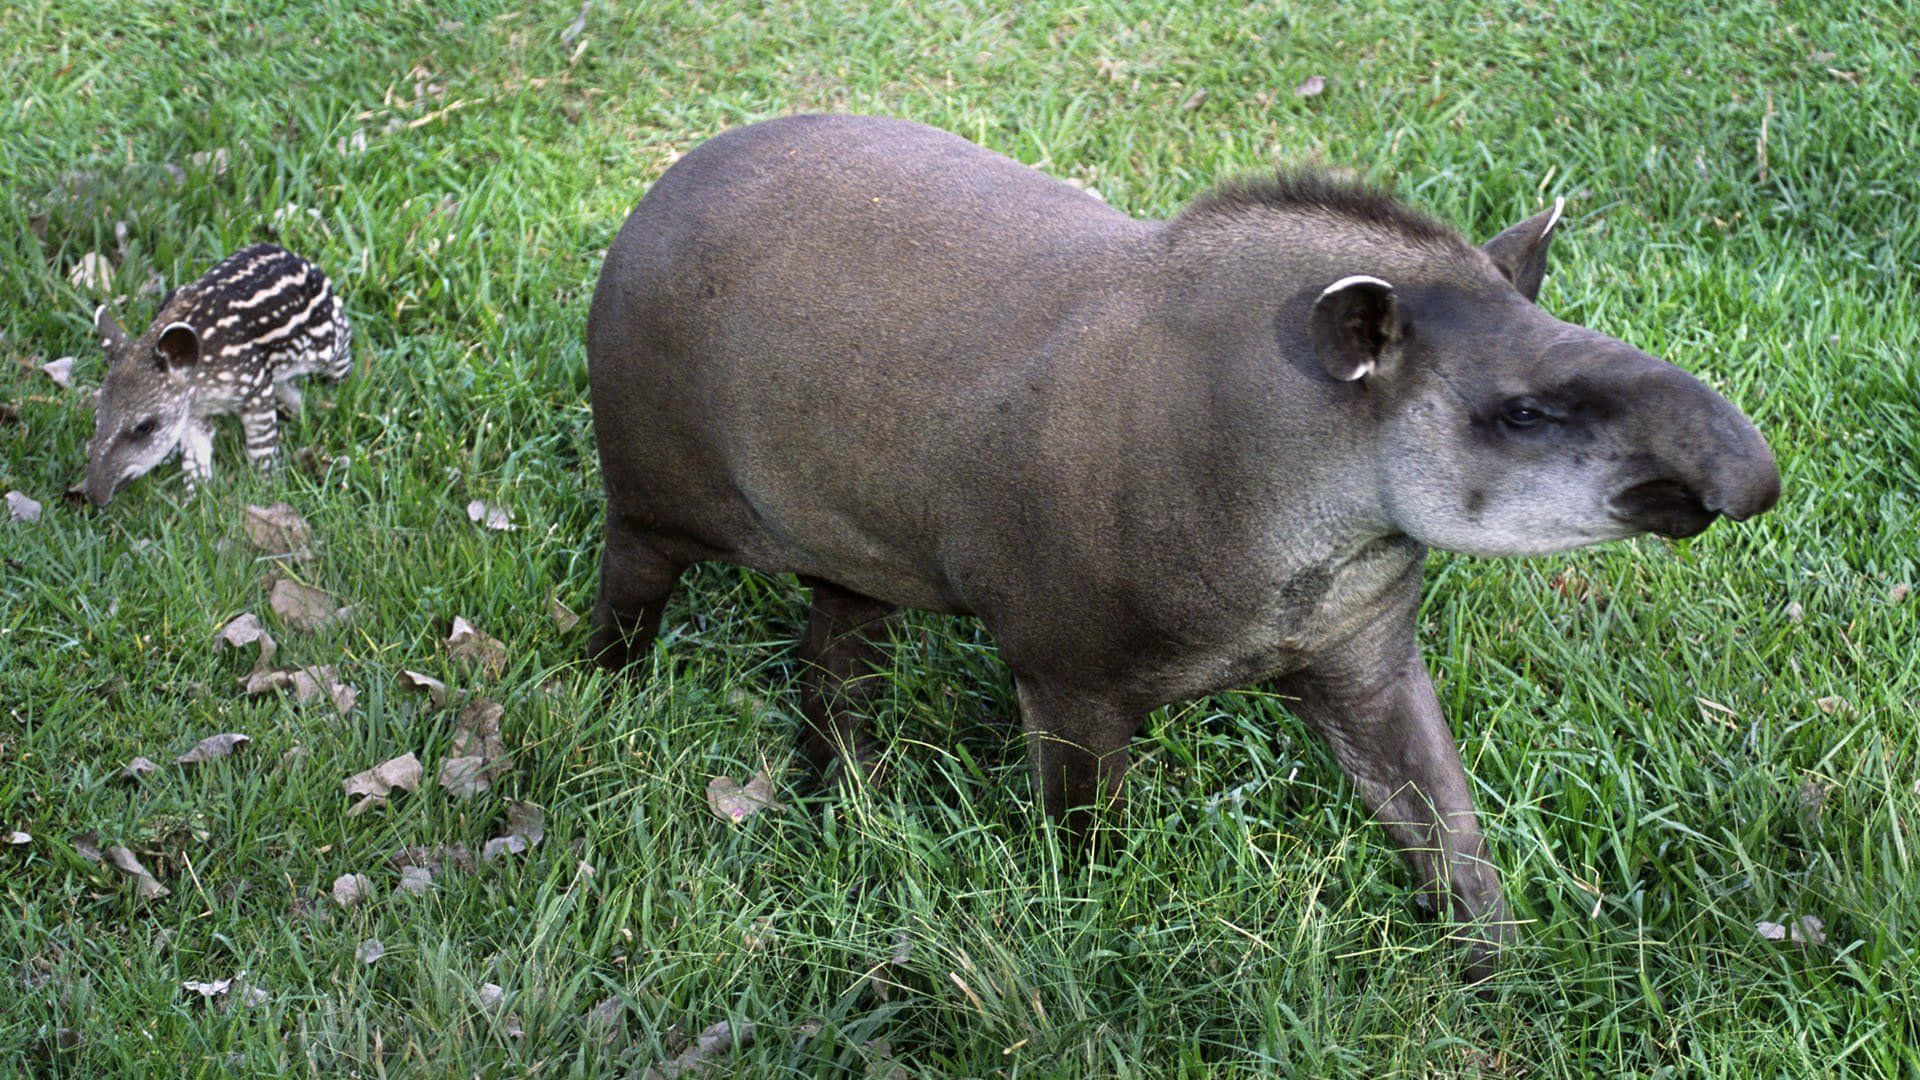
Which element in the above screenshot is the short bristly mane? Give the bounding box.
[1176,169,1464,248]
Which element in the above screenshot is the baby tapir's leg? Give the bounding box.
[241,400,281,472]
[180,417,217,495]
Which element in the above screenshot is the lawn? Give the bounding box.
[2,0,1916,1074]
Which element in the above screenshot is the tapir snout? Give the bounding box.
[1604,360,1780,538]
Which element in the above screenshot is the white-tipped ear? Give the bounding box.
[154,321,201,371]
[1482,199,1565,302]
[1310,274,1400,382]
[95,304,129,351]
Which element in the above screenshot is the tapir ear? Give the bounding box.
[1481,196,1564,302]
[154,322,201,372]
[95,305,129,353]
[1309,274,1401,382]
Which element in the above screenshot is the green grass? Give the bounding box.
[3,0,1917,1074]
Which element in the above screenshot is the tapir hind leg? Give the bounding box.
[588,519,683,670]
[798,579,898,784]
[1275,621,1513,980]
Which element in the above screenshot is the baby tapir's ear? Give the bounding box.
[95,305,129,353]
[1309,274,1401,383]
[1482,196,1564,302]
[154,322,201,372]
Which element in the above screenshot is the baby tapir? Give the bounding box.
[585,114,1779,975]
[84,243,351,506]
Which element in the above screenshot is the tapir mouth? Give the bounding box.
[1609,478,1719,539]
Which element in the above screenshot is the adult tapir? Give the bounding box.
[585,113,1779,975]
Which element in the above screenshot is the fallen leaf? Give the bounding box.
[182,973,267,1008]
[343,752,424,816]
[39,357,75,389]
[1757,915,1826,946]
[175,732,251,765]
[243,503,315,561]
[105,845,170,899]
[647,1020,755,1079]
[706,771,784,824]
[269,578,352,632]
[1815,695,1850,716]
[476,981,523,1037]
[395,865,435,895]
[549,591,580,633]
[447,617,507,678]
[1180,87,1207,111]
[332,872,372,907]
[5,491,42,523]
[68,252,114,292]
[560,1,589,44]
[118,756,159,783]
[439,699,508,798]
[246,665,356,714]
[466,499,516,531]
[72,831,102,863]
[482,802,545,862]
[1893,583,1911,604]
[7,831,30,845]
[390,843,476,876]
[183,977,234,999]
[216,613,278,676]
[1784,600,1804,623]
[357,938,384,964]
[399,669,448,708]
[1294,74,1327,97]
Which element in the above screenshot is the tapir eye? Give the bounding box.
[128,417,158,440]
[1497,398,1551,431]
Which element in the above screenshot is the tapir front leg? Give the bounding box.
[241,401,281,472]
[1014,678,1142,851]
[1277,621,1512,979]
[180,417,217,496]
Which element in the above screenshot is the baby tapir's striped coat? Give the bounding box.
[83,244,351,506]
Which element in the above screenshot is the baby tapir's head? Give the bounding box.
[83,305,205,507]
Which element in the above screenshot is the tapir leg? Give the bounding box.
[1275,632,1513,979]
[1014,679,1141,850]
[588,519,683,669]
[798,579,898,783]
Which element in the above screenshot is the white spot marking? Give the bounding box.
[1317,274,1394,302]
[1542,196,1565,239]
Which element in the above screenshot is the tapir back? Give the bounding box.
[588,114,1161,614]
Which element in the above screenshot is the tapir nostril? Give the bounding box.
[1611,477,1718,539]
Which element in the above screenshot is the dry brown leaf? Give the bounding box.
[72,831,102,863]
[5,491,42,523]
[396,865,435,895]
[438,756,489,799]
[647,1021,755,1079]
[447,616,507,679]
[390,843,476,876]
[176,732,251,765]
[216,613,278,676]
[1294,74,1327,97]
[482,801,545,862]
[332,872,372,907]
[183,974,268,1008]
[1180,87,1207,111]
[1757,915,1826,946]
[706,771,784,824]
[118,756,160,783]
[246,665,356,713]
[243,503,315,561]
[399,669,448,708]
[357,938,385,964]
[1784,600,1805,623]
[1893,583,1911,604]
[466,499,516,531]
[1816,695,1851,716]
[68,252,114,292]
[269,578,352,633]
[343,752,424,816]
[40,357,76,389]
[105,845,170,899]
[549,591,580,633]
